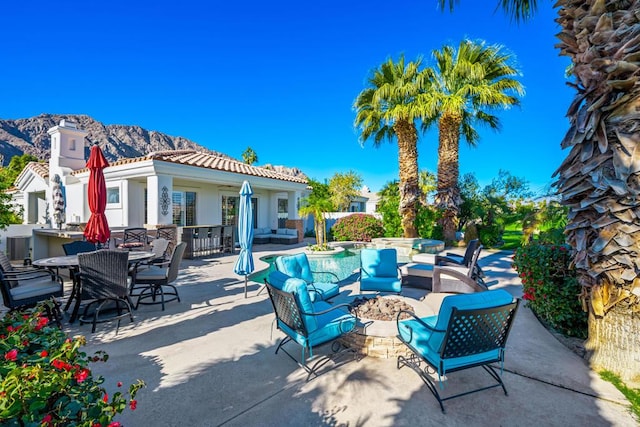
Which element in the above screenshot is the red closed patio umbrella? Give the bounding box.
[83,144,111,246]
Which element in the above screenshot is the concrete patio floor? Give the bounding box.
[58,242,637,426]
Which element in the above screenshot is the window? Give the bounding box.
[106,187,120,204]
[277,198,288,228]
[222,195,257,226]
[69,139,76,151]
[173,191,196,226]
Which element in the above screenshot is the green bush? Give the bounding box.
[0,303,144,426]
[512,243,587,338]
[477,224,503,247]
[331,214,385,242]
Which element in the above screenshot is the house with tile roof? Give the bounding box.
[11,120,310,237]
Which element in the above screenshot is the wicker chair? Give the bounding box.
[77,250,134,333]
[0,267,64,325]
[132,242,186,311]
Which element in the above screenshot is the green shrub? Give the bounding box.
[512,243,587,338]
[477,223,503,247]
[331,214,385,242]
[0,303,144,426]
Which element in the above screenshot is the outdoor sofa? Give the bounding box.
[253,228,298,245]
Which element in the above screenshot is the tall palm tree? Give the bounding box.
[439,0,640,383]
[354,56,428,238]
[423,40,524,243]
[299,179,334,249]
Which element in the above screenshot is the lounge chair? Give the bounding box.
[275,253,340,301]
[359,248,402,293]
[264,270,358,380]
[397,289,519,412]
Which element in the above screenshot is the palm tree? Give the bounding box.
[439,0,640,383]
[422,40,524,243]
[354,56,428,238]
[241,147,258,165]
[298,179,334,249]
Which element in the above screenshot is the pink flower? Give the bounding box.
[42,413,53,426]
[129,399,137,410]
[107,422,121,427]
[40,350,48,358]
[117,381,123,387]
[4,349,18,361]
[75,368,90,383]
[103,393,109,403]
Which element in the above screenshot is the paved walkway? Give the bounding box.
[58,243,637,426]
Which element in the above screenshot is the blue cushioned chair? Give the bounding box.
[359,248,402,293]
[396,289,519,413]
[274,253,340,302]
[265,270,358,380]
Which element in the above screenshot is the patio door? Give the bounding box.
[277,198,288,229]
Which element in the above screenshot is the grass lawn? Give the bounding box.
[501,222,523,250]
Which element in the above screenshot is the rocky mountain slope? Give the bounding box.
[0,114,307,180]
[0,113,227,165]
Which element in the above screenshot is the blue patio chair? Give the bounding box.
[396,289,519,413]
[274,253,340,302]
[359,248,402,293]
[264,270,358,380]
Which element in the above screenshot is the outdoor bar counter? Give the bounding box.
[32,228,88,259]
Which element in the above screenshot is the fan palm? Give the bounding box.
[354,56,428,238]
[422,39,524,243]
[439,0,640,384]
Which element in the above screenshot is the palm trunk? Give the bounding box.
[435,112,461,243]
[554,0,640,382]
[393,119,419,238]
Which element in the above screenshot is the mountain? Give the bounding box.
[0,113,229,166]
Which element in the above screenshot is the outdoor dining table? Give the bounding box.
[33,250,155,323]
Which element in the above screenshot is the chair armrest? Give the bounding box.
[301,303,357,333]
[396,309,445,342]
[311,270,340,282]
[432,266,487,293]
[435,254,464,266]
[2,269,55,280]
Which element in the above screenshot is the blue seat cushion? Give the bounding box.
[397,290,514,375]
[361,248,398,278]
[360,277,401,293]
[268,270,317,331]
[275,253,314,283]
[278,301,356,349]
[308,281,340,301]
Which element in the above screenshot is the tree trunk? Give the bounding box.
[394,119,419,238]
[554,0,640,383]
[585,303,640,387]
[435,112,461,243]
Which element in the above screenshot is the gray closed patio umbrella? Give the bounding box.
[233,180,254,298]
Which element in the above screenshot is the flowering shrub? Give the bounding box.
[331,214,384,242]
[0,302,144,426]
[512,243,587,338]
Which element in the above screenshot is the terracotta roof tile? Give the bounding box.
[14,161,49,185]
[73,150,308,184]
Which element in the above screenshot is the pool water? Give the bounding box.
[248,248,411,284]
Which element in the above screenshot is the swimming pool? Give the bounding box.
[248,248,411,284]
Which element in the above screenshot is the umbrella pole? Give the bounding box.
[244,275,248,298]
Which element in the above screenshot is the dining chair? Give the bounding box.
[0,268,64,325]
[132,242,186,311]
[117,227,149,251]
[77,250,134,333]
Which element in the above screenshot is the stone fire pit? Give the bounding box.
[340,294,433,359]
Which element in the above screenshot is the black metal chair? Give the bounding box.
[0,267,64,326]
[118,227,149,251]
[155,225,177,259]
[77,250,134,333]
[436,239,485,281]
[397,290,519,412]
[132,242,186,311]
[264,270,358,380]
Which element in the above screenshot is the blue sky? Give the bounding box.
[1,1,572,194]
